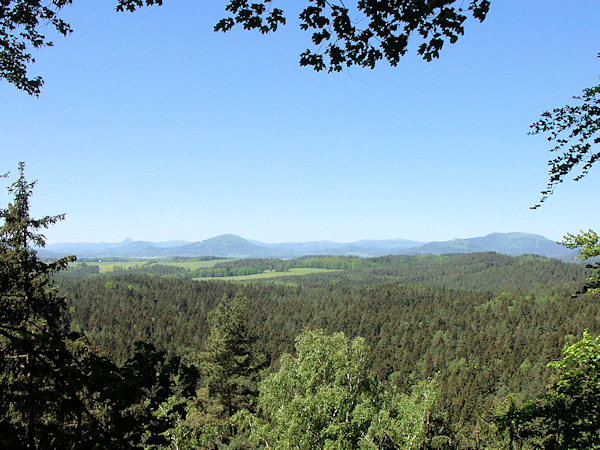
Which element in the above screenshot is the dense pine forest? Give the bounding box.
[56,254,600,444]
[2,167,600,448]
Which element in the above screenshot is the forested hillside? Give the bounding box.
[56,253,599,444]
[63,252,588,291]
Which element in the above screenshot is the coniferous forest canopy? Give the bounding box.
[2,1,600,449]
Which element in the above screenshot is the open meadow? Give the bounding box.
[192,267,338,281]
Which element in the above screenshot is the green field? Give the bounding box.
[160,259,235,270]
[70,258,235,273]
[98,261,147,272]
[193,268,339,281]
[67,260,338,281]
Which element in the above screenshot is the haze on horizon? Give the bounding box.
[1,1,599,245]
[46,231,558,247]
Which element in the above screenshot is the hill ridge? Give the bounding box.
[39,232,576,260]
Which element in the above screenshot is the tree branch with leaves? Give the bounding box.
[0,0,73,96]
[531,57,600,208]
[561,229,600,296]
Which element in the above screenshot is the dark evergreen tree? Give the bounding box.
[0,163,112,448]
[190,293,265,446]
[0,164,202,448]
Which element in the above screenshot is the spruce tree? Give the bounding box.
[0,163,113,448]
[189,293,264,446]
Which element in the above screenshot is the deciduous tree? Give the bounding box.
[241,329,437,448]
[0,0,73,96]
[561,229,600,296]
[3,0,490,95]
[495,330,600,448]
[531,63,600,208]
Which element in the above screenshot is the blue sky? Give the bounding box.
[1,1,599,244]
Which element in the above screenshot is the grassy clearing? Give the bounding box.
[69,260,337,280]
[99,261,147,272]
[160,259,235,270]
[68,260,151,272]
[70,258,234,273]
[193,268,339,281]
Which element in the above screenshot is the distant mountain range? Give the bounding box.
[38,232,577,261]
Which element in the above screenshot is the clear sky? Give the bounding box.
[1,1,599,244]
